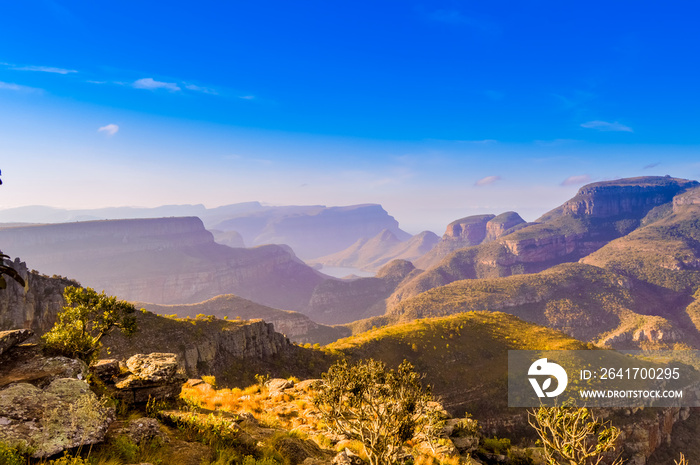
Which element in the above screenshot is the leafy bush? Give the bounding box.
[313,358,438,465]
[42,286,137,364]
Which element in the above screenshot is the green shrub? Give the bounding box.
[0,442,24,465]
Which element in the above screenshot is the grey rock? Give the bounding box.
[126,353,179,382]
[90,359,121,381]
[0,378,113,458]
[0,344,88,389]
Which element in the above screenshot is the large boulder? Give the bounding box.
[0,343,87,389]
[95,353,186,404]
[0,378,113,458]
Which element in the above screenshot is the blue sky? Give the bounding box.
[1,1,699,233]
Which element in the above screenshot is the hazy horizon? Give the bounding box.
[2,2,699,233]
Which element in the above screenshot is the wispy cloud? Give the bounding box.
[643,162,660,170]
[475,175,501,186]
[580,120,633,132]
[239,95,256,100]
[12,65,77,74]
[185,84,218,95]
[0,81,42,93]
[561,174,591,186]
[98,124,119,136]
[133,78,180,92]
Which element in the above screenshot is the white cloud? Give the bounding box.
[13,65,77,74]
[98,124,119,136]
[0,81,41,93]
[239,95,256,100]
[561,174,591,186]
[185,84,218,95]
[133,78,180,91]
[475,175,501,186]
[580,120,633,132]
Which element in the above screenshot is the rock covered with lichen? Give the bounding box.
[0,378,113,457]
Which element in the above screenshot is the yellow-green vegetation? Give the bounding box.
[328,311,590,417]
[581,206,700,293]
[390,263,670,346]
[528,399,622,465]
[42,286,137,364]
[314,359,438,465]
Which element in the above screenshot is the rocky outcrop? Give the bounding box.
[0,339,112,458]
[540,176,699,221]
[673,185,700,211]
[97,353,187,404]
[415,213,526,270]
[101,310,295,384]
[618,407,690,465]
[0,378,114,457]
[0,258,74,334]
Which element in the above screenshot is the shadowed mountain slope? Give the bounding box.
[305,259,421,324]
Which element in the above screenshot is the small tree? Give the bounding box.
[313,358,438,465]
[528,399,623,465]
[42,286,137,364]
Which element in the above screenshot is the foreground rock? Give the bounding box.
[94,352,187,404]
[0,378,113,457]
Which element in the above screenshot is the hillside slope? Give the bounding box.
[388,263,694,348]
[329,311,589,417]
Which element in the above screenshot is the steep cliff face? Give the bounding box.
[101,310,299,386]
[539,176,699,221]
[415,212,526,269]
[0,218,327,309]
[393,177,700,305]
[0,258,74,334]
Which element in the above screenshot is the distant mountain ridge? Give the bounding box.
[0,217,326,310]
[312,229,439,271]
[0,202,411,260]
